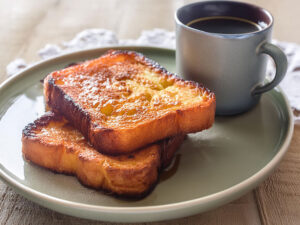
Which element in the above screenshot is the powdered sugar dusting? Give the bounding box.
[5,29,300,120]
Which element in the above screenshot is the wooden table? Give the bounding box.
[0,0,299,224]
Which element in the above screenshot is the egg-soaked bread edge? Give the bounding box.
[44,50,215,155]
[22,111,185,197]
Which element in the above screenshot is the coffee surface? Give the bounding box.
[187,16,261,34]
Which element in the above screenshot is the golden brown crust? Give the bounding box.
[44,50,215,155]
[22,112,185,197]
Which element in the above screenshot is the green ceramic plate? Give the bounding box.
[0,47,294,222]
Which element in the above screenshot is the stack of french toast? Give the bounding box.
[22,50,216,198]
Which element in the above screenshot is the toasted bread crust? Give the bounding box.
[44,50,215,155]
[22,112,184,197]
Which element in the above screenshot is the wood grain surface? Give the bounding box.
[0,0,299,224]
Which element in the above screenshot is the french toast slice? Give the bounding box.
[44,50,215,155]
[22,112,185,197]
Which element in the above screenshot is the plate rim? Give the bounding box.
[0,46,294,220]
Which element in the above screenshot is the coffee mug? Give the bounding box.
[175,1,287,115]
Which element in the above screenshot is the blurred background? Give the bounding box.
[0,1,299,224]
[0,0,298,80]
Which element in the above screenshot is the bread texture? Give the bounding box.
[22,112,185,197]
[44,50,215,155]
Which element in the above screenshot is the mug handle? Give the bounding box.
[252,42,288,96]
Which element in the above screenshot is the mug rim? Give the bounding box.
[175,0,274,39]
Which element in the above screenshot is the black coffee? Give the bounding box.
[187,16,261,34]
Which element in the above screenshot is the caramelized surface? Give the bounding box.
[45,50,215,154]
[49,50,214,128]
[30,114,161,167]
[22,112,185,196]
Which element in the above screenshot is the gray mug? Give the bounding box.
[175,1,287,115]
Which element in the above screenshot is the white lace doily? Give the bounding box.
[6,28,300,120]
